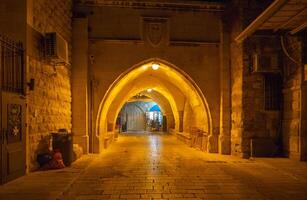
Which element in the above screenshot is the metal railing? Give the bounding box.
[0,35,24,94]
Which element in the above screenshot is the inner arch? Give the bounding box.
[95,58,212,152]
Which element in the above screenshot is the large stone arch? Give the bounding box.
[94,58,213,152]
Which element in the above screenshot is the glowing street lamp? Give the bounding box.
[151,63,160,70]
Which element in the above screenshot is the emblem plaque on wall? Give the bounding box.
[142,17,169,47]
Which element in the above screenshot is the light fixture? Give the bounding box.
[151,63,160,70]
[147,88,152,92]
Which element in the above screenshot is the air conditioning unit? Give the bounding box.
[44,32,68,64]
[252,53,280,73]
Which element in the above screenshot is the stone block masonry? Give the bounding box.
[282,35,304,160]
[27,0,73,171]
[228,0,279,158]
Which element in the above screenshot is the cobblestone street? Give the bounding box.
[1,133,307,200]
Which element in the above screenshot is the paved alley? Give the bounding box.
[1,133,307,200]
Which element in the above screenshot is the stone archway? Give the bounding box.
[94,58,213,153]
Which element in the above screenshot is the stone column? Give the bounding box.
[178,110,184,132]
[301,82,307,161]
[300,35,307,161]
[72,17,89,153]
[229,8,245,158]
[218,19,231,155]
[162,115,167,132]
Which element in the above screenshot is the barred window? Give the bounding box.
[0,35,24,94]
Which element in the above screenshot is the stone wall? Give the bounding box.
[0,0,27,42]
[27,0,72,171]
[229,0,307,159]
[244,36,283,156]
[228,0,276,157]
[282,35,303,160]
[302,33,307,161]
[228,1,245,157]
[84,5,222,153]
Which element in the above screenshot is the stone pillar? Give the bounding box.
[178,110,184,132]
[300,35,307,161]
[229,4,245,157]
[162,115,167,132]
[208,133,219,153]
[301,82,307,161]
[300,34,307,161]
[218,19,231,155]
[72,17,89,153]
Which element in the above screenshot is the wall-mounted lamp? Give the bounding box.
[89,55,95,64]
[151,63,160,70]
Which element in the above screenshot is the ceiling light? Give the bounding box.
[147,88,152,92]
[151,63,160,70]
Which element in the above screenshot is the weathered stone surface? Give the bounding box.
[27,0,73,171]
[229,6,244,156]
[282,35,304,160]
[72,17,89,154]
[3,134,307,200]
[228,1,289,158]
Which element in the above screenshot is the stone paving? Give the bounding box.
[0,155,96,200]
[1,132,307,200]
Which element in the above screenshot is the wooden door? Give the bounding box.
[0,35,25,184]
[1,92,26,183]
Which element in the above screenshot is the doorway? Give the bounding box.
[118,95,164,133]
[0,35,26,184]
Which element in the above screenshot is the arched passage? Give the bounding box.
[94,58,213,152]
[121,91,175,132]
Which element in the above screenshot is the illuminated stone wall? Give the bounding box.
[228,1,245,157]
[26,0,73,170]
[84,5,222,153]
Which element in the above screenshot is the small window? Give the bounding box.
[264,74,282,110]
